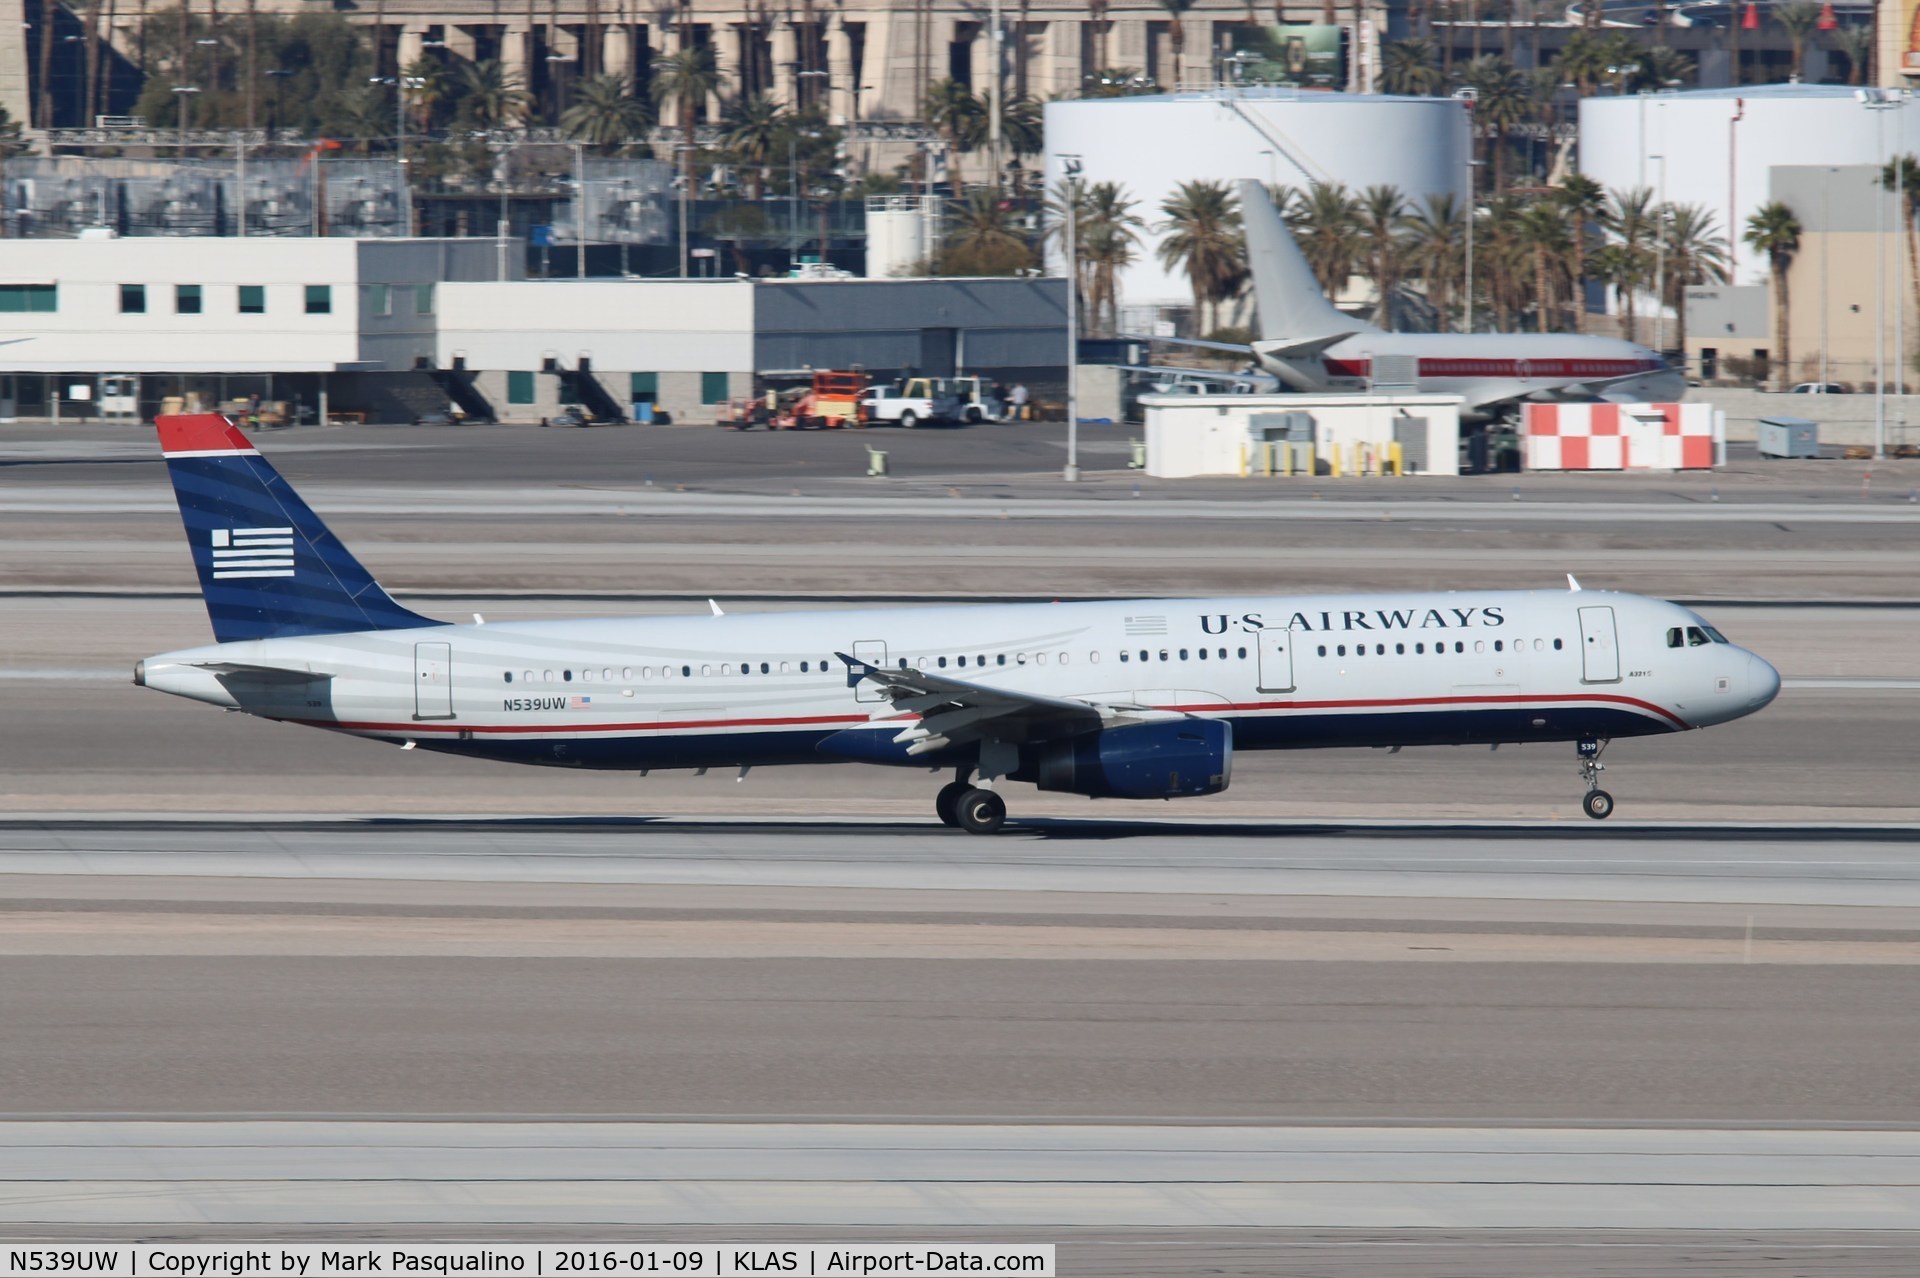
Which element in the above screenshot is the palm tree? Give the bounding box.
[1772,0,1822,80]
[650,44,719,164]
[1476,194,1528,329]
[562,73,651,148]
[1002,94,1043,161]
[1157,178,1244,336]
[1456,54,1531,190]
[1291,181,1362,297]
[1601,185,1658,342]
[719,92,786,198]
[1881,155,1920,370]
[403,55,453,133]
[1743,201,1801,390]
[1082,180,1144,334]
[1157,0,1195,87]
[1515,199,1571,332]
[1828,23,1873,85]
[1381,37,1445,94]
[1630,43,1693,90]
[1552,172,1607,333]
[1551,28,1610,96]
[454,58,531,128]
[1658,202,1729,356]
[939,189,1034,275]
[922,77,984,179]
[1355,184,1407,325]
[1400,191,1466,329]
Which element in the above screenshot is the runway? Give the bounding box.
[6,426,1920,1266]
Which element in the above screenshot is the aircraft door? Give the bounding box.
[414,641,454,719]
[852,639,888,702]
[1256,626,1295,693]
[1577,606,1620,683]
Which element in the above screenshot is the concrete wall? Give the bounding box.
[1692,387,1920,449]
[436,280,757,375]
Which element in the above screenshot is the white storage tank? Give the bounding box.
[1579,84,1920,288]
[1044,89,1470,310]
[864,194,941,279]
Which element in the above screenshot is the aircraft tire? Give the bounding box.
[955,788,1006,835]
[1582,789,1614,821]
[935,781,970,827]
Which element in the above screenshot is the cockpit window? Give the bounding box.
[1686,626,1710,646]
[1703,626,1730,644]
[1666,627,1683,648]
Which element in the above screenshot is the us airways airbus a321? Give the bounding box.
[135,415,1779,831]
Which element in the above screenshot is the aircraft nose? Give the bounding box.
[1747,652,1781,710]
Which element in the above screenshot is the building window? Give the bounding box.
[305,285,332,315]
[701,371,729,404]
[0,284,56,313]
[507,371,536,404]
[630,372,658,402]
[175,284,202,315]
[369,284,392,317]
[119,284,146,314]
[238,285,265,314]
[415,284,434,315]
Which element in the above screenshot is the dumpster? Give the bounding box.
[1758,415,1818,459]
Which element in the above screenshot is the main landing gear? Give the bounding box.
[1578,737,1614,820]
[935,769,1007,835]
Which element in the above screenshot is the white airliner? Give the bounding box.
[1134,181,1688,421]
[135,415,1778,830]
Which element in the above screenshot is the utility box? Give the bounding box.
[1758,416,1819,459]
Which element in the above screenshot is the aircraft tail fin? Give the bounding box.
[155,414,439,643]
[1237,179,1380,343]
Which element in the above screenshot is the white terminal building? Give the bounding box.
[1044,89,1471,318]
[0,236,1067,425]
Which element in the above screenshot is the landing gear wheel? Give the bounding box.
[934,781,970,827]
[1582,789,1614,821]
[955,788,1007,835]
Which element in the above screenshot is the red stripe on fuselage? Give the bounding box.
[285,691,1688,737]
[1322,358,1658,380]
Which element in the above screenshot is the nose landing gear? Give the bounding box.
[1578,737,1613,820]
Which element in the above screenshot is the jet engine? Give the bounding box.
[1019,720,1232,800]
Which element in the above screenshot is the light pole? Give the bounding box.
[370,73,419,235]
[1650,153,1666,358]
[170,85,199,151]
[1861,89,1906,458]
[1463,158,1483,334]
[675,143,698,278]
[1060,153,1082,483]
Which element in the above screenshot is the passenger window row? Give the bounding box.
[504,659,835,684]
[1315,637,1564,658]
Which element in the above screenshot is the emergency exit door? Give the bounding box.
[414,641,454,719]
[1577,606,1620,683]
[1256,627,1295,693]
[851,639,888,702]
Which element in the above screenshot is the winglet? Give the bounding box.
[837,650,874,690]
[1567,574,1583,592]
[709,598,725,617]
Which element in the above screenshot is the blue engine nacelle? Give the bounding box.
[1020,719,1233,799]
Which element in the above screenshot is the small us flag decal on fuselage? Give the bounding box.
[211,526,295,579]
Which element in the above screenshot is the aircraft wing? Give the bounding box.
[1119,332,1255,356]
[1528,369,1675,402]
[838,653,1163,756]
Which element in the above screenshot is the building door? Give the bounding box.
[1577,606,1620,684]
[1256,626,1295,693]
[851,639,888,702]
[0,376,15,423]
[919,328,958,377]
[414,641,454,719]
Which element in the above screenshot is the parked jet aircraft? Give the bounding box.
[1133,180,1687,421]
[136,415,1777,830]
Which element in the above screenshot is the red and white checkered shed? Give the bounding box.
[1521,403,1716,471]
